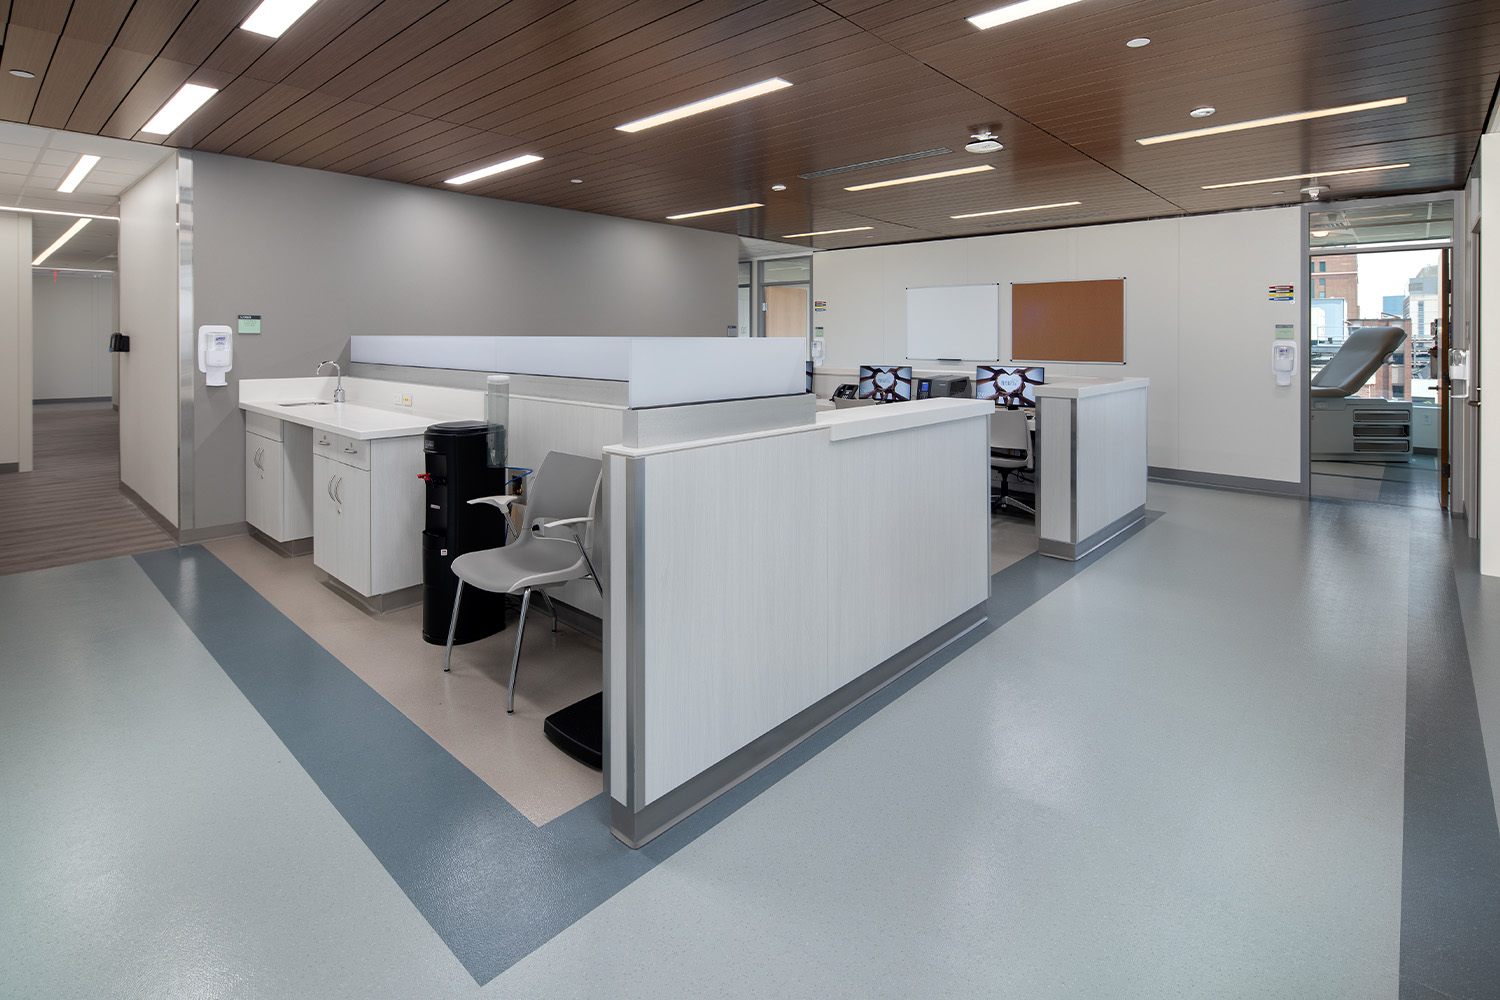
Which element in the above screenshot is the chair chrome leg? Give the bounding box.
[444,580,464,673]
[539,589,559,632]
[508,588,532,714]
[573,531,604,597]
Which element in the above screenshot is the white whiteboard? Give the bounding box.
[905,284,1000,361]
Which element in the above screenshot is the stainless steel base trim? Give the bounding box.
[34,396,112,404]
[1148,467,1306,497]
[120,480,180,541]
[179,521,249,544]
[1038,504,1145,561]
[609,600,989,849]
[0,462,17,474]
[317,573,423,615]
[248,526,313,557]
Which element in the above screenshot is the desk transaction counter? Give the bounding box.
[604,397,993,847]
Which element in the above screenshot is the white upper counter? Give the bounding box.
[1034,375,1150,400]
[814,397,993,441]
[239,376,478,440]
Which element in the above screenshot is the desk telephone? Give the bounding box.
[832,383,859,399]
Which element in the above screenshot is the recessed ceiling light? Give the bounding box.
[9,69,36,79]
[951,200,1081,219]
[1189,107,1215,118]
[445,154,543,185]
[772,184,787,192]
[967,0,1089,31]
[140,83,218,135]
[57,155,101,194]
[617,78,792,133]
[844,164,993,191]
[1126,37,1150,47]
[1137,96,1407,145]
[782,227,874,238]
[0,205,119,220]
[241,0,322,38]
[666,203,764,220]
[1202,163,1410,189]
[32,218,90,267]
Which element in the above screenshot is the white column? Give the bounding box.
[1481,133,1500,576]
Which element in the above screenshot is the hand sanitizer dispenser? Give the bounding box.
[1271,341,1296,387]
[198,325,233,386]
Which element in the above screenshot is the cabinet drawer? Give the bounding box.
[332,433,372,470]
[245,411,283,441]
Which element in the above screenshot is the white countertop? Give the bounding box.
[815,397,994,441]
[1033,375,1150,399]
[240,398,440,440]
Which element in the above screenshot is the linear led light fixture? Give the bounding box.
[32,218,91,266]
[845,164,993,191]
[967,0,1089,30]
[241,0,321,38]
[1202,163,1410,189]
[445,154,543,185]
[782,226,874,238]
[617,78,792,133]
[0,205,119,220]
[140,84,218,135]
[1137,96,1407,145]
[57,155,101,194]
[666,203,763,220]
[951,200,1081,219]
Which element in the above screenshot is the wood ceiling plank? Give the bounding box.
[365,129,532,184]
[392,0,764,120]
[273,0,456,90]
[440,0,844,130]
[233,0,388,82]
[113,0,198,52]
[27,36,107,129]
[321,117,460,173]
[99,56,199,139]
[331,122,483,176]
[244,97,379,161]
[279,104,402,166]
[295,111,439,170]
[216,89,346,158]
[169,76,282,150]
[158,0,264,65]
[66,0,199,133]
[0,24,57,122]
[7,0,71,32]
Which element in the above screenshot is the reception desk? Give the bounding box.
[604,397,993,847]
[1035,376,1150,560]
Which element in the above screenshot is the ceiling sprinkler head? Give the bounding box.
[965,128,1003,154]
[1301,184,1328,200]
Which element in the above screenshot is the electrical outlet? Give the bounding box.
[402,393,412,408]
[392,390,402,406]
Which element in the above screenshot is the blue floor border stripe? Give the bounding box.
[133,526,1151,983]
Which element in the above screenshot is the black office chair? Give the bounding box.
[989,408,1035,517]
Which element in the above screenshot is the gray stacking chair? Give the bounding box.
[443,450,603,713]
[989,408,1035,516]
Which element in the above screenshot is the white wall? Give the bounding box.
[186,151,739,533]
[813,206,1306,485]
[33,272,114,400]
[0,213,33,472]
[118,154,180,527]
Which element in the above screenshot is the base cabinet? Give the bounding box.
[245,415,312,543]
[311,433,423,597]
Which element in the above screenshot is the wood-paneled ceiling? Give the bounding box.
[1,0,1497,251]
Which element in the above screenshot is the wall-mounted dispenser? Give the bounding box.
[198,325,233,386]
[1271,341,1296,386]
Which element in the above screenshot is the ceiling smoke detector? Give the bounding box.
[1301,184,1328,200]
[965,128,1003,154]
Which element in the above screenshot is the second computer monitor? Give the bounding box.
[858,365,913,402]
[976,366,1045,408]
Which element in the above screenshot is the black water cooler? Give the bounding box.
[420,421,509,644]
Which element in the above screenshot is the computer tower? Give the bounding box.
[916,374,971,398]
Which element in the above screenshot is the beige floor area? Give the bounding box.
[206,505,1039,828]
[205,535,605,826]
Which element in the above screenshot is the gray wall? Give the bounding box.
[187,150,738,532]
[33,272,114,400]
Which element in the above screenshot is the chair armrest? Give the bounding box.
[536,515,592,530]
[467,494,520,511]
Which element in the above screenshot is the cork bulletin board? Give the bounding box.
[1011,278,1125,363]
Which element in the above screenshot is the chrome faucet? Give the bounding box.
[316,360,344,402]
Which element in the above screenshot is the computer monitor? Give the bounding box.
[806,361,815,394]
[975,366,1045,408]
[858,365,913,403]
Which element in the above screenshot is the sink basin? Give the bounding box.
[277,401,332,407]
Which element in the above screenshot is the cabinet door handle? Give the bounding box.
[327,476,336,501]
[343,445,358,455]
[317,436,331,447]
[335,476,343,504]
